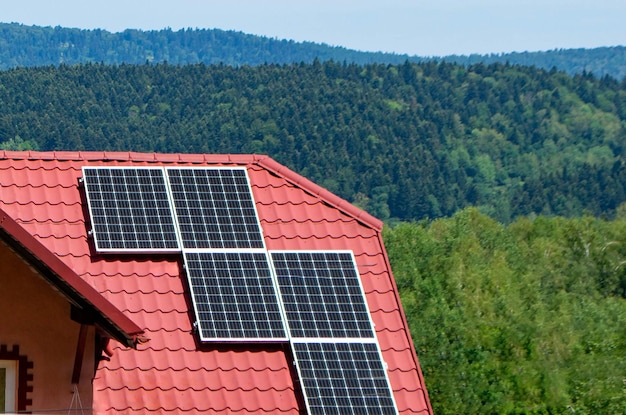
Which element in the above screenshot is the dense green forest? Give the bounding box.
[441,47,626,81]
[0,22,415,68]
[1,61,625,223]
[1,23,625,79]
[385,209,626,414]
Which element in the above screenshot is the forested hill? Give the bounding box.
[1,61,625,223]
[1,22,625,79]
[441,46,626,81]
[0,22,415,68]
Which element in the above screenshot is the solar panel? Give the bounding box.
[82,167,180,252]
[293,342,397,415]
[184,251,286,341]
[167,168,264,250]
[270,251,375,339]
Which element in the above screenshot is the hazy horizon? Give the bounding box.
[2,1,625,57]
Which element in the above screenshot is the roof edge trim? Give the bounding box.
[0,150,260,164]
[0,207,144,346]
[376,230,434,413]
[255,156,383,231]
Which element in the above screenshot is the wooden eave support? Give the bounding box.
[71,324,89,385]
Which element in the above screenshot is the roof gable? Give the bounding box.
[0,151,432,414]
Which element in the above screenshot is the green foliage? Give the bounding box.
[0,22,418,69]
[1,23,625,80]
[1,61,625,222]
[384,210,626,414]
[441,48,626,81]
[0,135,38,150]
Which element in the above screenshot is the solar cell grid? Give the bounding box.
[184,251,286,341]
[82,167,179,251]
[271,251,375,339]
[293,342,397,415]
[167,168,264,250]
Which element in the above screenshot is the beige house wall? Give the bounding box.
[0,240,95,413]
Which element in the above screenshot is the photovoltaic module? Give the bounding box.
[184,250,286,341]
[82,167,179,252]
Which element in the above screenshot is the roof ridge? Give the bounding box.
[0,150,262,164]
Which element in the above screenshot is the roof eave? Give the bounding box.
[0,207,144,348]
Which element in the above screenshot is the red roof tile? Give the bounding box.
[0,151,432,414]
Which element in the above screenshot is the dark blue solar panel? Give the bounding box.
[167,168,264,250]
[184,251,286,341]
[271,251,375,339]
[293,342,397,415]
[82,167,179,251]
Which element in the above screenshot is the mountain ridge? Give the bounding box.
[1,22,625,79]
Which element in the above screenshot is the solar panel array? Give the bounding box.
[82,166,397,414]
[82,167,179,252]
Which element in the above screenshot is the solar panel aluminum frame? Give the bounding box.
[269,250,378,341]
[183,248,288,342]
[82,166,182,253]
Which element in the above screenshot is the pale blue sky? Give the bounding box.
[2,0,625,56]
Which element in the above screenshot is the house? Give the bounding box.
[0,151,432,414]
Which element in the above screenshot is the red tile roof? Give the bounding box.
[0,151,432,414]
